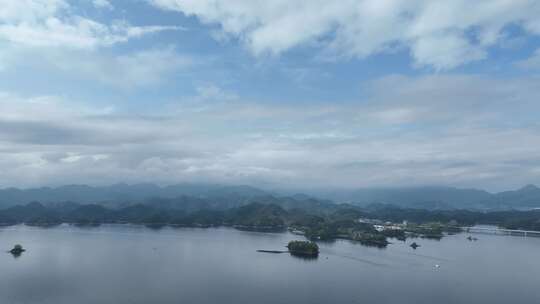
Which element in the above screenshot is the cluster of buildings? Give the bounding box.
[357,218,407,232]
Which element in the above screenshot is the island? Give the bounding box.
[9,244,25,256]
[287,240,319,257]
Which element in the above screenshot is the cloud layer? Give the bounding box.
[149,0,540,69]
[0,0,178,49]
[1,74,539,190]
[0,0,191,89]
[1,1,539,191]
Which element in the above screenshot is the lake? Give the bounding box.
[1,224,539,304]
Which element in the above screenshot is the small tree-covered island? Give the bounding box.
[287,241,319,256]
[9,244,25,256]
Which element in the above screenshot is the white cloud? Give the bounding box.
[0,0,179,49]
[515,48,540,70]
[410,32,487,70]
[93,0,113,10]
[371,108,420,124]
[0,41,193,89]
[47,47,193,88]
[0,1,187,88]
[148,0,540,69]
[195,84,238,102]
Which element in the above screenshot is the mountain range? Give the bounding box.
[317,185,540,210]
[0,183,539,211]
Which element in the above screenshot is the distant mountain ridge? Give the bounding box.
[0,183,271,208]
[319,185,540,210]
[0,183,539,211]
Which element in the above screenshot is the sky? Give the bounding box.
[1,0,540,191]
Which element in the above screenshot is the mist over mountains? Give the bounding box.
[0,183,539,211]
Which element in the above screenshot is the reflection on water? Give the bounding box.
[10,251,23,258]
[288,252,319,261]
[8,244,25,258]
[0,224,540,304]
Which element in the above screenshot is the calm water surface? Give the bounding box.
[1,224,539,304]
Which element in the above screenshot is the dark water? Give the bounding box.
[1,225,539,304]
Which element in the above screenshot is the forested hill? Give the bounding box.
[1,201,540,235]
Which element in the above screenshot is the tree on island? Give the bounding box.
[9,244,25,256]
[287,240,319,256]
